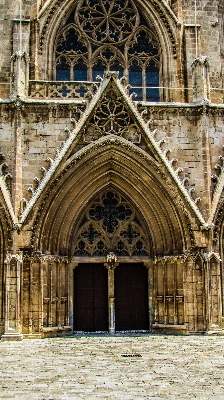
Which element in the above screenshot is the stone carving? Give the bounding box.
[77,0,138,44]
[29,81,99,100]
[0,162,12,194]
[106,252,118,269]
[73,190,150,257]
[83,88,141,143]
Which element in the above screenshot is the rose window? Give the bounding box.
[77,0,138,44]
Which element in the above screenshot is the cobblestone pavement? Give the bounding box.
[0,334,224,400]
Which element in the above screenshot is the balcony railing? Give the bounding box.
[29,80,99,100]
[28,80,224,104]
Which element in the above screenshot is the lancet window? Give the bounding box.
[55,0,161,101]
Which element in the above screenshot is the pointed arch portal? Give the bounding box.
[71,189,151,333]
[27,76,196,335]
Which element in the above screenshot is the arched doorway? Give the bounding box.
[71,190,151,333]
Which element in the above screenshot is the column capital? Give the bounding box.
[5,251,23,264]
[105,252,118,270]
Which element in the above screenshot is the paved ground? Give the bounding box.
[0,334,224,399]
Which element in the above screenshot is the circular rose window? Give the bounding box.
[76,0,139,44]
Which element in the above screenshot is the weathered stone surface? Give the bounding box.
[0,0,224,338]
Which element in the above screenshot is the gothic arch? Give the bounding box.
[30,137,192,257]
[71,189,152,257]
[36,0,180,98]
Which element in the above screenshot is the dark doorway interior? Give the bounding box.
[115,263,148,331]
[73,263,108,332]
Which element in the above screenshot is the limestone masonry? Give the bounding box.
[0,0,224,339]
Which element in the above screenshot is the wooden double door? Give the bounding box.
[73,263,148,332]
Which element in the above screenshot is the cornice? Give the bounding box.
[1,98,224,116]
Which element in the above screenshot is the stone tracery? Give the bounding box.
[73,191,150,257]
[83,87,141,143]
[55,0,160,101]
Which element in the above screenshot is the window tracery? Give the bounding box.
[83,87,141,143]
[72,191,150,257]
[55,0,160,101]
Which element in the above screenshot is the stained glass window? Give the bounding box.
[73,58,88,81]
[55,0,161,101]
[56,57,70,81]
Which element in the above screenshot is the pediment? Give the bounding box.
[66,77,157,161]
[19,73,206,228]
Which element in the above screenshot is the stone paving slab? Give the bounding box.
[0,335,224,399]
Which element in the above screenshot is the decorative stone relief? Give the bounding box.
[73,191,150,257]
[83,88,141,143]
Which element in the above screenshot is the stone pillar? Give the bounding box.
[183,255,195,332]
[10,51,30,99]
[144,261,153,332]
[69,261,78,330]
[205,253,223,334]
[191,55,210,103]
[2,252,23,340]
[105,253,118,335]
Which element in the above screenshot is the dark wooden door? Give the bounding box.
[73,263,108,332]
[115,263,148,331]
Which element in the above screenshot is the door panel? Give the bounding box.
[73,263,108,332]
[93,263,108,331]
[115,263,148,331]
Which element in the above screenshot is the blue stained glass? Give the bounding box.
[56,69,70,81]
[129,71,142,86]
[146,88,160,102]
[74,69,87,81]
[146,71,159,86]
[110,60,124,78]
[129,87,142,101]
[93,70,104,81]
[77,86,87,97]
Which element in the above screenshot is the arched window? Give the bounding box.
[92,59,106,81]
[56,56,70,81]
[55,0,161,101]
[73,58,87,81]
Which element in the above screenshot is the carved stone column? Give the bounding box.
[2,252,23,340]
[191,55,210,103]
[144,261,153,332]
[204,253,223,335]
[105,253,118,335]
[69,261,79,330]
[10,51,30,99]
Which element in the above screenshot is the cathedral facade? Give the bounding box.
[0,0,224,339]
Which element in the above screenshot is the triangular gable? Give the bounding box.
[19,73,206,226]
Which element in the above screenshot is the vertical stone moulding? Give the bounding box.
[191,55,210,104]
[205,253,223,335]
[10,51,30,99]
[2,252,23,340]
[105,252,118,335]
